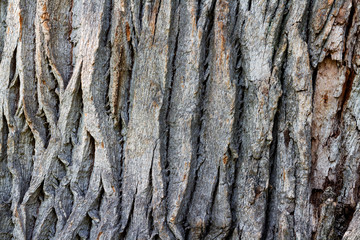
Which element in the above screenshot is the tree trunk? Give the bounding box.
[1,0,360,239]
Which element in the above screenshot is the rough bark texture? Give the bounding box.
[1,0,360,239]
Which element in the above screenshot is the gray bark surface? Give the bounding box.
[0,0,360,239]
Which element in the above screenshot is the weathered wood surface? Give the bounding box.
[1,0,360,239]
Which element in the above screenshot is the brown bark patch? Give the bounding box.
[222,155,228,165]
[19,12,23,41]
[150,0,161,38]
[311,58,347,190]
[126,22,131,42]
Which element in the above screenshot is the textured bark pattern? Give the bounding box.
[0,0,360,239]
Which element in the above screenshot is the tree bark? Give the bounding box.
[0,0,360,239]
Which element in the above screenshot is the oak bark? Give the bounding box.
[1,0,360,239]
